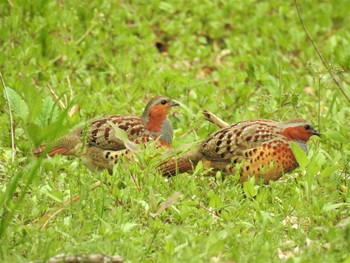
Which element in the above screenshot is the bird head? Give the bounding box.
[280,119,320,142]
[142,96,179,132]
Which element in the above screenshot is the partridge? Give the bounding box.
[35,96,179,173]
[160,113,320,183]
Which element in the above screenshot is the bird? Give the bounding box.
[34,96,179,173]
[160,113,320,183]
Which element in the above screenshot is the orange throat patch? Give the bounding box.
[281,126,310,142]
[146,105,169,132]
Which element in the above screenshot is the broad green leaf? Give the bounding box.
[305,152,323,177]
[22,86,42,122]
[193,160,203,176]
[5,87,29,121]
[27,123,42,145]
[243,178,258,198]
[209,192,223,209]
[34,106,72,144]
[323,130,348,144]
[40,189,64,203]
[35,97,59,128]
[121,222,139,233]
[306,160,320,178]
[319,165,342,178]
[322,202,350,212]
[108,121,129,142]
[108,121,141,152]
[290,141,309,170]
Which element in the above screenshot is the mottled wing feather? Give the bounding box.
[200,120,284,161]
[86,115,147,150]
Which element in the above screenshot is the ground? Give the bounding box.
[0,0,349,262]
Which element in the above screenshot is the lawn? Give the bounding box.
[1,0,350,262]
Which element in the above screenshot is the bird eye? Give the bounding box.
[304,124,311,130]
[160,100,167,105]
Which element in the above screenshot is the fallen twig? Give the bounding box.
[150,192,181,217]
[202,110,229,128]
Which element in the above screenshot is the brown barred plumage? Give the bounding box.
[160,113,320,183]
[34,96,179,173]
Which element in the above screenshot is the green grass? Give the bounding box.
[1,0,350,262]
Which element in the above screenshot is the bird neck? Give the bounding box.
[143,104,170,133]
[281,126,310,142]
[282,127,309,153]
[156,119,174,145]
[292,140,308,153]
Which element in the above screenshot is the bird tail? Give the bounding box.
[159,149,203,176]
[33,144,69,157]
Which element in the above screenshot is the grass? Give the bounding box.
[1,0,350,262]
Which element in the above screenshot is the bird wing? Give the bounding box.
[86,115,148,150]
[199,119,285,161]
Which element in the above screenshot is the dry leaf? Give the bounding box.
[303,87,315,96]
[150,192,181,217]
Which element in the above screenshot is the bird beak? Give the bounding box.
[312,129,321,137]
[170,100,180,107]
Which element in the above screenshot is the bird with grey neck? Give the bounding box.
[34,96,179,173]
[160,114,320,183]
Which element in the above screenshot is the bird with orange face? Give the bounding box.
[35,96,179,173]
[160,111,320,183]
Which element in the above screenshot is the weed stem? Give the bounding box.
[294,0,350,104]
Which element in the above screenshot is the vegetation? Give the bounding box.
[1,0,349,262]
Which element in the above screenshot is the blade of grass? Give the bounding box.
[38,181,102,229]
[1,72,15,162]
[294,0,350,104]
[0,158,41,237]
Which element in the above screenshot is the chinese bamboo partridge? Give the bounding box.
[34,96,179,173]
[160,114,320,183]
